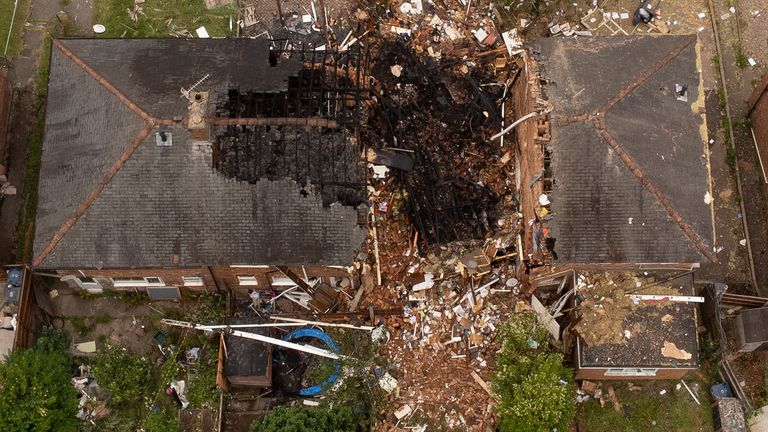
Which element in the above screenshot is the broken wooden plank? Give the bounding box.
[628,294,704,303]
[607,386,621,413]
[471,371,498,400]
[275,266,316,296]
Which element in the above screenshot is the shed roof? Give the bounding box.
[533,35,714,264]
[575,271,699,369]
[33,39,366,269]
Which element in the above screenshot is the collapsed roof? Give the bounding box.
[532,35,714,264]
[574,271,699,369]
[33,39,368,269]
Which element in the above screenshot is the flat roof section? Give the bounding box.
[575,271,699,369]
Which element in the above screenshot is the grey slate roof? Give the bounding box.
[534,35,714,264]
[33,39,366,269]
[56,38,304,119]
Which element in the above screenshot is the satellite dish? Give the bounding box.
[92,24,106,34]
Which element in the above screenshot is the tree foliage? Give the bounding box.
[143,410,182,432]
[91,344,151,406]
[251,404,358,432]
[492,311,576,432]
[0,330,79,432]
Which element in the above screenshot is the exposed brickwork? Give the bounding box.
[511,52,547,260]
[56,265,350,298]
[748,72,768,181]
[747,72,768,115]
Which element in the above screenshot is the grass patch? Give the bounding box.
[732,42,749,69]
[583,380,713,431]
[69,313,112,336]
[14,33,51,261]
[717,86,726,111]
[119,290,148,307]
[69,316,96,336]
[726,145,737,169]
[92,0,236,38]
[0,0,31,58]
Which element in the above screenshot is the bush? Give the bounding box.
[36,328,71,352]
[186,357,221,408]
[0,347,79,431]
[492,311,575,432]
[251,405,358,432]
[91,344,151,406]
[143,410,182,432]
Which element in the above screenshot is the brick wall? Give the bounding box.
[748,72,768,182]
[0,71,12,176]
[56,265,350,298]
[575,367,692,381]
[511,53,549,262]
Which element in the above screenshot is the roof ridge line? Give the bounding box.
[596,36,696,115]
[32,123,154,268]
[595,119,716,262]
[52,39,155,124]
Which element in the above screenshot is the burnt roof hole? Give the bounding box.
[300,189,309,197]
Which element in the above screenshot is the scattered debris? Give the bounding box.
[661,341,693,360]
[195,27,210,38]
[607,386,622,413]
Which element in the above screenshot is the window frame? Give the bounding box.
[237,275,259,286]
[112,277,165,287]
[604,368,659,377]
[182,276,204,287]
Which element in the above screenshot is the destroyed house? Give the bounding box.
[513,35,714,270]
[32,38,369,295]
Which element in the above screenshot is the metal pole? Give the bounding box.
[3,0,20,56]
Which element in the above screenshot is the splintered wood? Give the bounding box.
[363,177,520,430]
[359,159,522,429]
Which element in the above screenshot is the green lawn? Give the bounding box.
[91,0,236,38]
[0,0,31,57]
[583,379,714,432]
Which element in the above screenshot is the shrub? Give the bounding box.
[91,344,151,406]
[492,311,576,432]
[251,405,358,432]
[143,410,182,432]
[0,347,78,431]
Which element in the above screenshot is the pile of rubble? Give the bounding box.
[367,241,520,430]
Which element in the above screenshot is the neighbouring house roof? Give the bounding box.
[574,271,699,369]
[33,39,367,269]
[533,35,714,264]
